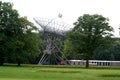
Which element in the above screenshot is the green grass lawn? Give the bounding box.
[0,65,120,80]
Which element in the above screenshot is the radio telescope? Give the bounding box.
[34,15,71,65]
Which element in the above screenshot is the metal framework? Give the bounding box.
[34,16,71,65]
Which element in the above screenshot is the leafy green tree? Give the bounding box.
[64,40,81,59]
[93,38,120,61]
[0,1,41,66]
[111,38,120,60]
[65,14,113,68]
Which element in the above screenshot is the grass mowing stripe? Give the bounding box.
[0,65,120,80]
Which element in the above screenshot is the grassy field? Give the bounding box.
[0,65,120,80]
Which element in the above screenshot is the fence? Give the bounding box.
[67,60,120,66]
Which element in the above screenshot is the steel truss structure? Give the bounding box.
[34,17,71,65]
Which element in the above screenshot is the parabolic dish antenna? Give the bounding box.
[34,17,72,36]
[34,16,71,65]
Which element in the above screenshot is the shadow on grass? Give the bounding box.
[38,70,82,73]
[99,74,120,77]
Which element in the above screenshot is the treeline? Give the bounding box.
[93,38,120,61]
[0,1,120,67]
[64,37,120,61]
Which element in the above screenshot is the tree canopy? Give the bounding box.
[0,1,41,66]
[64,14,114,68]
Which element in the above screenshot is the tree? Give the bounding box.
[64,40,81,59]
[93,38,120,61]
[0,1,41,66]
[65,14,113,68]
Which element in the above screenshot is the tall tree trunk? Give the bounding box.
[17,58,21,66]
[86,59,89,68]
[17,60,21,66]
[0,52,3,66]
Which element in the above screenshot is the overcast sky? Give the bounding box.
[2,0,120,37]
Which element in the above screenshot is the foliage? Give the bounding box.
[0,1,41,66]
[64,40,82,59]
[94,38,120,60]
[64,14,114,68]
